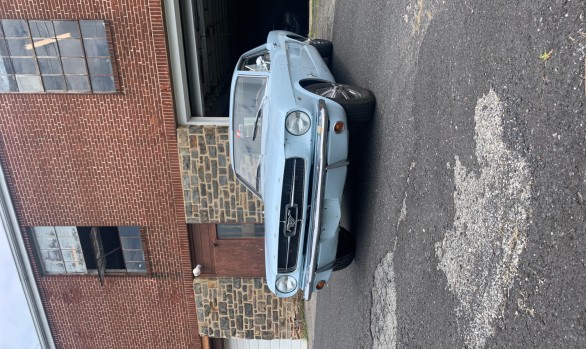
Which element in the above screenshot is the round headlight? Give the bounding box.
[285,111,311,135]
[275,275,297,293]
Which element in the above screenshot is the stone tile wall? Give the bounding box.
[194,278,303,340]
[177,125,263,224]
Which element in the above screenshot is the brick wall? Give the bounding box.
[177,126,263,224]
[0,1,199,349]
[194,278,303,340]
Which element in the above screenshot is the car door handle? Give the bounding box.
[212,240,218,247]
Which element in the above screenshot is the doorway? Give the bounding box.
[188,223,265,276]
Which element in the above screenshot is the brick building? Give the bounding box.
[0,0,307,348]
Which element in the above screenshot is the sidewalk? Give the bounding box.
[303,296,318,349]
[309,0,336,39]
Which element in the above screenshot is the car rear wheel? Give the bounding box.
[333,227,355,271]
[306,82,375,123]
[309,39,333,67]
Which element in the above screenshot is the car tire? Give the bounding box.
[309,38,333,57]
[306,82,375,123]
[309,39,333,67]
[333,227,355,271]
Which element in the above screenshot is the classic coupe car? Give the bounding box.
[229,31,375,300]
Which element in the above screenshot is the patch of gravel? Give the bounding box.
[371,251,398,349]
[435,90,532,349]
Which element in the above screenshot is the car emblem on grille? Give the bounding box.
[284,204,298,237]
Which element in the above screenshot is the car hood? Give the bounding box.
[260,64,300,292]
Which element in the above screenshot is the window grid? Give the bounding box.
[32,226,147,276]
[0,19,116,93]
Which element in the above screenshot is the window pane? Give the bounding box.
[120,237,143,250]
[87,57,112,75]
[118,226,141,238]
[12,58,38,74]
[0,40,9,56]
[80,20,106,38]
[98,226,125,270]
[1,20,29,38]
[217,224,264,238]
[39,249,64,262]
[62,57,87,74]
[83,38,109,57]
[42,75,66,91]
[0,75,18,91]
[0,23,4,37]
[42,260,67,274]
[33,226,57,238]
[90,75,114,92]
[125,261,146,273]
[55,226,87,273]
[65,75,90,91]
[37,58,62,74]
[0,57,14,74]
[29,21,55,38]
[53,21,80,38]
[34,41,59,57]
[77,227,97,269]
[16,75,43,92]
[58,39,84,56]
[118,226,146,272]
[32,227,65,274]
[6,38,35,56]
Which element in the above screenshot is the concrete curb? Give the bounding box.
[303,296,318,349]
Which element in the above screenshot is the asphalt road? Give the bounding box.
[311,0,586,348]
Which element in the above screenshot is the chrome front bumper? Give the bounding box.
[302,99,330,301]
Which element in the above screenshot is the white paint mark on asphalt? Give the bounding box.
[371,252,397,349]
[435,90,532,349]
[396,161,416,231]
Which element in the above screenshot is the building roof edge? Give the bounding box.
[0,165,56,349]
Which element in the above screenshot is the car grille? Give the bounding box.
[277,158,305,273]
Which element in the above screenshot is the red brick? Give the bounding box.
[0,1,199,348]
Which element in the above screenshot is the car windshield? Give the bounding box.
[232,75,267,196]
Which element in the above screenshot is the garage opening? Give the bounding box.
[169,0,309,122]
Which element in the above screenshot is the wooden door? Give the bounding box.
[188,224,265,277]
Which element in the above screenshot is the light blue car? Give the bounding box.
[229,31,375,300]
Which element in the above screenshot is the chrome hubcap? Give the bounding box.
[316,84,361,100]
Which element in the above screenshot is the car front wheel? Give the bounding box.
[333,227,355,271]
[306,82,375,123]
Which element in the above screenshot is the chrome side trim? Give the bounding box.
[303,99,329,300]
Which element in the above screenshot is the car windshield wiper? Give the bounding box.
[252,96,266,141]
[255,162,262,192]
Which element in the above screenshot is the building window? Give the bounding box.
[0,19,116,93]
[31,226,146,280]
[216,223,264,239]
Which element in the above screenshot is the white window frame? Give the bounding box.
[164,0,229,126]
